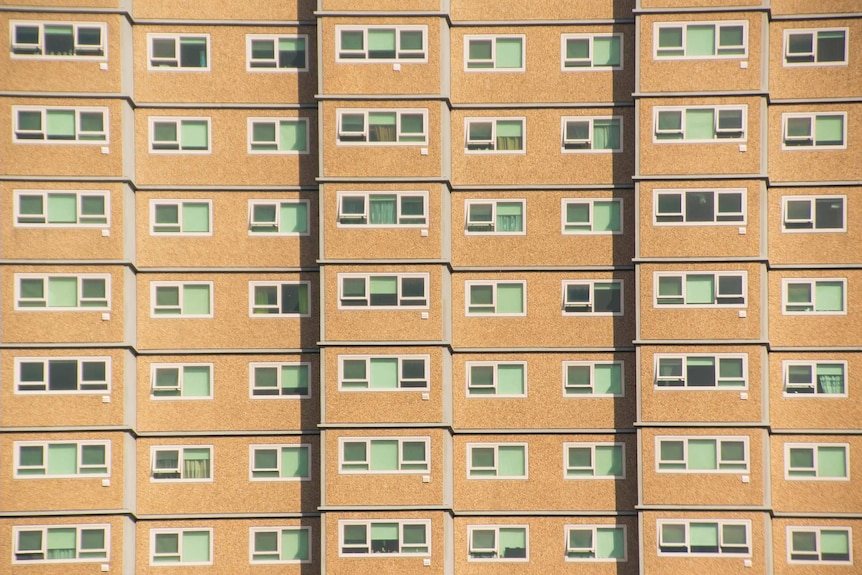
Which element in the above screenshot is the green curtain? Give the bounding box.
[817,364,845,394]
[182,531,210,563]
[281,202,308,233]
[183,448,210,479]
[597,527,625,559]
[181,120,208,150]
[182,203,209,233]
[282,529,309,560]
[370,195,397,224]
[593,201,620,231]
[280,120,307,151]
[370,440,399,471]
[495,202,522,232]
[495,38,522,68]
[47,277,77,307]
[47,528,76,559]
[46,110,75,140]
[814,115,844,146]
[47,194,77,224]
[497,364,524,395]
[498,445,525,476]
[688,439,718,470]
[686,274,715,304]
[815,281,843,311]
[689,523,719,550]
[495,120,523,150]
[370,358,398,389]
[593,36,620,66]
[367,29,396,58]
[593,119,621,150]
[685,109,715,140]
[183,285,210,315]
[281,364,308,394]
[818,446,846,477]
[182,366,210,396]
[282,446,309,478]
[496,283,524,313]
[686,25,715,56]
[47,443,77,475]
[594,363,621,394]
[595,445,623,476]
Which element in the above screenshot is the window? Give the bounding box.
[656,437,748,472]
[11,21,106,58]
[655,354,747,389]
[249,444,310,481]
[340,437,429,473]
[465,117,525,153]
[787,526,852,564]
[14,190,108,227]
[468,525,528,561]
[249,282,310,316]
[15,357,109,393]
[561,199,622,234]
[785,443,849,480]
[13,525,109,563]
[564,443,625,478]
[250,362,310,397]
[15,274,109,310]
[783,361,847,396]
[465,35,524,70]
[147,34,209,69]
[337,26,426,62]
[561,34,622,69]
[655,272,746,307]
[782,113,846,150]
[340,520,430,556]
[337,191,427,227]
[247,118,308,153]
[250,527,311,564]
[561,117,622,152]
[563,361,623,396]
[654,189,745,225]
[151,364,212,399]
[338,273,428,309]
[15,441,109,477]
[151,282,213,317]
[246,34,308,70]
[565,525,626,561]
[468,443,527,479]
[466,281,525,316]
[658,520,750,556]
[465,199,524,234]
[655,22,747,58]
[783,278,846,315]
[339,355,429,391]
[654,106,746,142]
[149,117,210,153]
[248,200,309,235]
[562,280,623,315]
[336,109,427,145]
[151,446,212,481]
[150,529,212,565]
[782,196,845,232]
[467,362,526,397]
[784,29,847,66]
[13,107,107,143]
[150,200,211,235]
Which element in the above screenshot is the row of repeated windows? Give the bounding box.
[8,355,850,398]
[10,22,850,69]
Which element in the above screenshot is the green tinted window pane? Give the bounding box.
[400,114,424,136]
[469,204,493,224]
[686,25,716,56]
[721,441,745,464]
[496,38,522,68]
[155,204,179,225]
[593,119,621,150]
[343,524,366,545]
[566,38,589,60]
[81,444,105,466]
[182,366,210,396]
[468,122,493,141]
[471,447,495,470]
[20,195,44,218]
[470,365,494,393]
[688,439,717,470]
[685,109,715,140]
[594,364,622,394]
[369,358,398,389]
[496,120,522,138]
[402,441,426,464]
[47,194,76,223]
[689,523,719,546]
[18,111,43,133]
[282,446,309,477]
[568,447,592,471]
[468,39,492,61]
[787,282,811,304]
[20,445,44,467]
[658,27,683,49]
[341,114,364,134]
[719,358,743,379]
[183,285,210,315]
[281,203,308,233]
[47,443,77,474]
[20,361,44,383]
[566,365,591,392]
[368,29,396,57]
[821,530,849,554]
[566,203,590,226]
[497,364,524,395]
[81,195,105,217]
[370,440,399,471]
[719,26,744,49]
[818,31,846,63]
[252,40,275,60]
[792,530,816,552]
[15,25,40,45]
[471,529,495,550]
[343,442,366,463]
[495,202,522,217]
[182,531,210,563]
[595,445,623,475]
[593,36,620,66]
[182,203,209,233]
[253,122,276,144]
[156,286,179,308]
[593,201,620,231]
[786,117,811,139]
[662,524,686,544]
[403,524,426,545]
[46,110,75,139]
[496,283,524,314]
[818,446,847,477]
[79,112,103,135]
[815,115,844,146]
[155,368,179,389]
[569,529,592,550]
[255,531,278,554]
[400,31,423,51]
[47,528,76,554]
[686,274,715,304]
[722,524,747,546]
[369,196,397,224]
[48,277,77,307]
[282,529,309,560]
[470,285,494,307]
[342,360,366,382]
[280,121,307,151]
[155,533,179,556]
[499,528,526,550]
[181,121,208,150]
[81,529,105,551]
[790,447,814,469]
[154,122,177,143]
[340,30,363,51]
[370,276,397,295]
[498,445,525,476]
[657,111,682,131]
[660,440,684,463]
[597,528,625,559]
[254,448,277,470]
[281,364,308,392]
[371,523,398,540]
[815,281,844,311]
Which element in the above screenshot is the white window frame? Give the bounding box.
[337,273,429,310]
[466,361,527,398]
[150,445,213,483]
[14,273,111,311]
[560,33,624,70]
[464,117,526,154]
[150,363,213,400]
[149,528,213,566]
[336,191,428,228]
[653,105,747,143]
[562,360,625,397]
[13,106,109,144]
[146,33,211,71]
[786,526,853,564]
[657,519,752,557]
[248,444,312,482]
[464,199,526,235]
[467,442,529,480]
[654,271,747,308]
[14,440,110,478]
[14,356,111,394]
[248,526,312,564]
[464,35,525,71]
[149,199,212,236]
[652,188,747,226]
[338,519,431,557]
[10,20,108,60]
[150,281,213,318]
[562,280,624,316]
[781,278,847,316]
[245,34,309,71]
[560,198,624,235]
[654,354,749,390]
[335,25,428,63]
[12,524,110,564]
[246,117,309,154]
[13,189,110,228]
[781,195,846,233]
[467,525,530,562]
[783,28,849,67]
[148,116,211,154]
[338,355,430,392]
[338,436,430,474]
[335,108,428,146]
[563,442,626,479]
[784,443,850,481]
[560,116,624,153]
[564,524,628,562]
[782,360,848,397]
[249,361,312,399]
[655,436,749,473]
[248,281,311,317]
[247,199,310,236]
[653,21,748,59]
[465,280,527,317]
[781,112,847,151]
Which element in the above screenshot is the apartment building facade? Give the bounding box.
[1,0,859,573]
